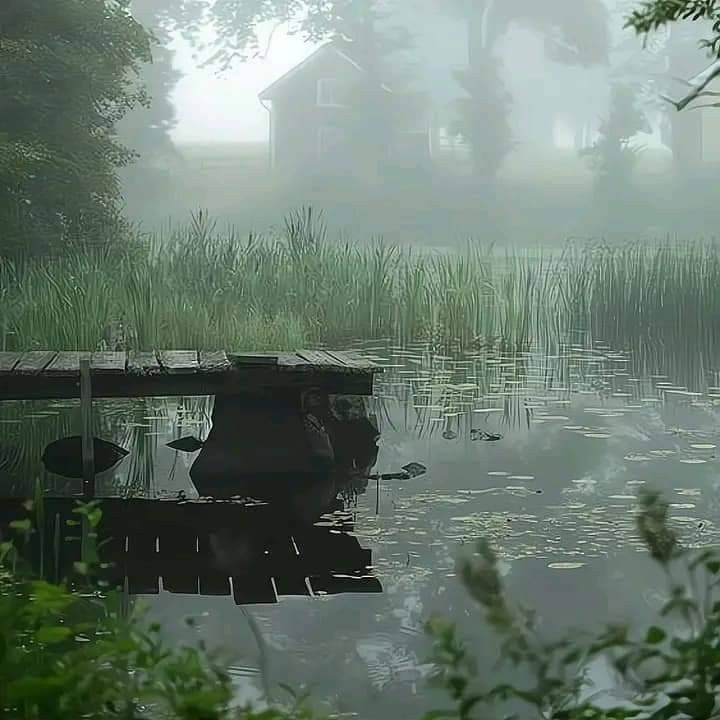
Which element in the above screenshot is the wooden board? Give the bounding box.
[0,348,378,400]
[91,352,127,373]
[14,351,57,375]
[276,352,309,369]
[158,351,199,374]
[228,353,278,366]
[296,350,339,369]
[324,350,377,371]
[127,351,161,376]
[0,352,23,374]
[45,352,82,376]
[198,351,231,373]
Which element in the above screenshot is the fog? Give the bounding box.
[118,0,720,247]
[7,3,720,718]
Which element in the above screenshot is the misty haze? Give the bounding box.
[4,2,720,719]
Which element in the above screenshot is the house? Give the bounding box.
[258,42,433,179]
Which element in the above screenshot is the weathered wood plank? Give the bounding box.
[127,351,161,376]
[0,352,23,374]
[297,350,341,369]
[158,350,199,374]
[14,351,57,375]
[323,350,377,371]
[198,351,231,373]
[276,352,309,369]
[45,352,82,376]
[228,353,278,366]
[91,351,127,373]
[0,348,376,400]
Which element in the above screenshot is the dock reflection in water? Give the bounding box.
[0,392,384,605]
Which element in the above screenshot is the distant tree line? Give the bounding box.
[1,0,718,256]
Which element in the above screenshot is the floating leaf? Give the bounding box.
[402,462,427,478]
[471,430,503,441]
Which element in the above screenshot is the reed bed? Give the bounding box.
[2,211,720,359]
[0,211,560,352]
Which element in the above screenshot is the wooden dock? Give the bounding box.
[0,349,380,401]
[0,498,382,604]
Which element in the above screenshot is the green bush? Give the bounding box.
[3,485,720,719]
[425,488,720,720]
[0,501,318,720]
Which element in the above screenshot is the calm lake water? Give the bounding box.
[2,339,720,718]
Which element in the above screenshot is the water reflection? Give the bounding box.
[3,338,720,717]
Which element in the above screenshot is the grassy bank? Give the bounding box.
[2,210,720,360]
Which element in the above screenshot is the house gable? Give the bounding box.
[258,43,392,103]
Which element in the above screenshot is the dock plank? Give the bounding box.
[127,351,161,376]
[158,351,199,374]
[276,352,309,370]
[0,352,23,374]
[198,351,231,373]
[323,350,376,371]
[45,352,82,376]
[91,352,127,373]
[296,350,340,369]
[14,351,57,375]
[0,348,378,400]
[228,353,278,366]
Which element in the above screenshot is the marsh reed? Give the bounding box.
[2,210,720,361]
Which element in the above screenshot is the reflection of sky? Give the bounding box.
[4,345,720,717]
[235,351,717,713]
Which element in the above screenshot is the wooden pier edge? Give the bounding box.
[0,350,382,401]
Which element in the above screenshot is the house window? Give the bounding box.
[317,78,347,107]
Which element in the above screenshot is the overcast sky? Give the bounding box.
[170,23,317,144]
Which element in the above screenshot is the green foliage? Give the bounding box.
[0,0,152,256]
[425,488,720,720]
[0,503,321,720]
[626,0,720,56]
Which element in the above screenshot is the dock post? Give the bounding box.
[80,357,95,498]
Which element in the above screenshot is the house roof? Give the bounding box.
[258,42,393,101]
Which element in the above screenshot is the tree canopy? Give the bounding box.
[0,0,152,255]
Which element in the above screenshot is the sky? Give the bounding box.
[170,23,317,144]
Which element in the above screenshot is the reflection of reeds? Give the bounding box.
[0,400,88,496]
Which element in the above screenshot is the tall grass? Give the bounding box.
[3,211,720,365]
[0,210,557,352]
